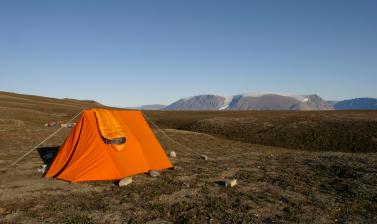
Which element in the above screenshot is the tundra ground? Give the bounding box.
[0,92,376,223]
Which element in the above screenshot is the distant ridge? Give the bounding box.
[0,91,103,107]
[135,92,376,111]
[3,90,376,111]
[163,92,333,111]
[139,104,167,110]
[334,98,377,110]
[164,95,225,110]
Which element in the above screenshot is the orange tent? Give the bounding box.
[45,109,173,182]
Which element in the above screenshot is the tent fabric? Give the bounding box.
[93,108,127,151]
[45,109,173,182]
[93,108,126,140]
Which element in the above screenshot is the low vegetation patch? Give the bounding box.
[146,110,377,152]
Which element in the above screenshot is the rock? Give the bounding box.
[68,123,76,128]
[37,164,47,174]
[60,123,68,128]
[46,121,58,127]
[169,151,176,158]
[226,179,238,188]
[119,177,133,187]
[201,155,208,160]
[216,179,238,188]
[149,170,161,177]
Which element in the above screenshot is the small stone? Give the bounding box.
[149,170,161,177]
[119,177,133,187]
[37,164,48,174]
[169,151,176,158]
[257,166,261,169]
[68,123,76,128]
[201,155,208,160]
[226,179,238,188]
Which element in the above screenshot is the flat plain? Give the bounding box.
[0,91,376,223]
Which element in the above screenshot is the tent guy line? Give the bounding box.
[142,112,205,157]
[0,110,82,195]
[3,110,83,171]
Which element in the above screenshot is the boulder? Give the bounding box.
[216,179,238,188]
[226,179,238,188]
[169,151,176,158]
[45,121,58,127]
[149,170,161,177]
[201,155,208,160]
[68,123,76,128]
[37,164,48,174]
[119,177,133,187]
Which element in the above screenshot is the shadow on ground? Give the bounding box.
[37,146,60,167]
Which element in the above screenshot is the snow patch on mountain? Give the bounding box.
[219,96,234,110]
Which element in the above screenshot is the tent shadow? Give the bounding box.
[37,146,60,167]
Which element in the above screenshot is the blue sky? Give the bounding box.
[0,0,376,106]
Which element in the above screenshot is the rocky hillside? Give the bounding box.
[164,93,333,111]
[290,95,334,110]
[164,95,226,110]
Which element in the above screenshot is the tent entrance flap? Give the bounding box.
[93,109,127,151]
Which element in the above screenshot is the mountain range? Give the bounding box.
[138,92,377,111]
